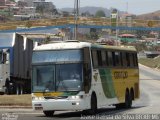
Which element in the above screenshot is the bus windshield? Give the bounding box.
[32,49,83,64]
[32,63,83,92]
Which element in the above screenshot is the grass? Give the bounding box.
[139,56,160,69]
[0,94,32,106]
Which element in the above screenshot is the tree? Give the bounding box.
[36,5,45,16]
[36,3,57,17]
[95,10,106,17]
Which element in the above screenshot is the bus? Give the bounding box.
[31,40,139,116]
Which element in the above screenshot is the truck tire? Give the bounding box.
[16,85,20,95]
[0,92,4,95]
[5,78,10,94]
[43,111,55,117]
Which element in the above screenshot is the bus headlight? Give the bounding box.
[71,95,83,99]
[32,96,44,100]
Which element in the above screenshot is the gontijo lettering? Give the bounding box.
[114,71,128,79]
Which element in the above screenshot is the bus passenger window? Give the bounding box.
[135,53,138,67]
[97,50,102,66]
[122,52,127,67]
[101,51,106,66]
[92,50,98,68]
[120,52,123,66]
[108,51,112,66]
[115,52,120,66]
[126,53,130,67]
[129,53,134,67]
[112,52,116,66]
[105,51,109,66]
[133,53,138,67]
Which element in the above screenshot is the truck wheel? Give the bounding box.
[5,78,10,94]
[0,92,4,95]
[20,85,23,94]
[43,111,55,117]
[16,86,19,95]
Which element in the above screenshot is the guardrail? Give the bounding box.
[1,17,160,31]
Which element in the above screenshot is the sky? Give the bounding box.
[48,0,160,15]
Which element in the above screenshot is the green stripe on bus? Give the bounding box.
[99,69,116,98]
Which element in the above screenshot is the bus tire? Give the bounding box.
[43,111,55,117]
[125,90,132,108]
[130,88,135,100]
[115,103,125,109]
[116,90,132,109]
[88,93,97,115]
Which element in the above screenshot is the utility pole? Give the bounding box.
[74,0,79,40]
[115,10,119,46]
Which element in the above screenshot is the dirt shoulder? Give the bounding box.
[0,94,32,107]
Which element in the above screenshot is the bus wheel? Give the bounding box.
[125,90,132,108]
[89,93,97,115]
[43,111,55,117]
[116,90,132,109]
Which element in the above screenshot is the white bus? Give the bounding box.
[32,40,139,116]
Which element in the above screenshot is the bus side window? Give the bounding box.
[97,50,102,66]
[120,52,123,66]
[84,47,91,93]
[135,53,138,67]
[112,52,116,67]
[105,51,109,66]
[133,53,138,67]
[115,51,120,67]
[122,52,127,67]
[108,51,112,67]
[92,50,98,68]
[129,53,134,67]
[102,51,107,66]
[126,53,130,67]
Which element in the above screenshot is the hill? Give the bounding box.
[136,10,160,20]
[60,6,125,17]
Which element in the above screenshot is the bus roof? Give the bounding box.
[34,40,137,52]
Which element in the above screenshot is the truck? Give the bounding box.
[0,33,33,94]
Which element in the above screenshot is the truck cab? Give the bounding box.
[0,49,10,94]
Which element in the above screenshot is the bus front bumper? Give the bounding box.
[32,98,90,111]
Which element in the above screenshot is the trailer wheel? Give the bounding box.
[43,111,55,117]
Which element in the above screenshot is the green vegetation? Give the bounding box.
[0,95,31,106]
[95,10,106,17]
[139,56,160,69]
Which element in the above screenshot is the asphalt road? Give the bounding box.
[0,64,160,120]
